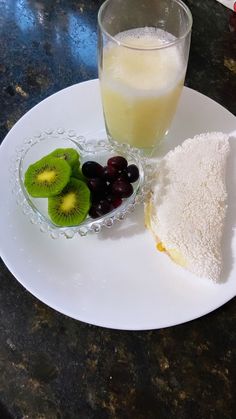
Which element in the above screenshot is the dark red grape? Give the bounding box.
[106,194,123,208]
[89,206,100,219]
[89,199,112,218]
[82,161,103,178]
[106,194,114,203]
[111,197,122,208]
[112,179,133,198]
[107,156,128,171]
[116,172,128,182]
[126,164,139,183]
[87,178,108,197]
[103,165,119,181]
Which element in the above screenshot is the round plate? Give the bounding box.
[0,79,236,330]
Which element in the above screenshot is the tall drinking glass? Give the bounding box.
[98,0,192,154]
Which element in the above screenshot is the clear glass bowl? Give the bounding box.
[11,129,152,239]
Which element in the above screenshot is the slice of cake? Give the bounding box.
[145,132,230,281]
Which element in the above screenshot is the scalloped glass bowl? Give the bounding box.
[11,129,152,239]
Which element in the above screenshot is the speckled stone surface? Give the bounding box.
[0,1,236,418]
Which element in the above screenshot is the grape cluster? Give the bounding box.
[81,156,139,219]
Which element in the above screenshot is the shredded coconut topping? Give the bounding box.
[149,132,230,281]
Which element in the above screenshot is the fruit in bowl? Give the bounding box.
[14,130,148,238]
[23,147,140,227]
[81,156,139,219]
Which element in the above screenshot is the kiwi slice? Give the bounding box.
[47,148,79,168]
[71,161,86,181]
[24,156,71,198]
[48,178,91,226]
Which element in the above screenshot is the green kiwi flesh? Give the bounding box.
[48,178,91,226]
[71,161,86,181]
[47,148,79,167]
[24,156,71,198]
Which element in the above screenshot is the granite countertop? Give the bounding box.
[0,1,236,418]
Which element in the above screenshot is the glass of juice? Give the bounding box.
[98,0,192,154]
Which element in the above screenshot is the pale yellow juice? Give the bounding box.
[100,28,185,149]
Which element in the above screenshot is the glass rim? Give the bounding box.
[98,0,193,51]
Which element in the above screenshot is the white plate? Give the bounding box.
[0,79,236,330]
